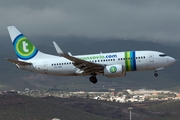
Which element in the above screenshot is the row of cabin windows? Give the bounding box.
[118,56,146,61]
[51,56,146,66]
[91,59,115,63]
[52,62,73,66]
[52,59,116,66]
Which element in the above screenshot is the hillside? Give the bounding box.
[1,95,180,120]
[0,95,115,120]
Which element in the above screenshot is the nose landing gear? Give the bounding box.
[154,72,158,77]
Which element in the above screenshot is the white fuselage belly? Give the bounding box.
[19,50,173,76]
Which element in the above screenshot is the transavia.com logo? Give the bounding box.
[13,34,38,60]
[109,66,117,73]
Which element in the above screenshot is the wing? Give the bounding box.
[6,58,32,66]
[53,42,104,74]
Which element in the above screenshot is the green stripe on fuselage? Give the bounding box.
[125,51,130,71]
[125,51,136,71]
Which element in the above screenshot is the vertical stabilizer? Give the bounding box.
[7,26,39,61]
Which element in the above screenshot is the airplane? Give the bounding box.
[6,26,176,84]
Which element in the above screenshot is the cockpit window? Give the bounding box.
[159,54,167,57]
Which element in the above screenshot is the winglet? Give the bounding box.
[53,41,64,55]
[68,52,72,56]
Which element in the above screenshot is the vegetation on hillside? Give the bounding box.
[0,95,180,120]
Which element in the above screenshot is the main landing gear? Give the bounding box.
[89,75,97,84]
[154,72,158,77]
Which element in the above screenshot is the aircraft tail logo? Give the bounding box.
[13,34,38,60]
[7,26,38,60]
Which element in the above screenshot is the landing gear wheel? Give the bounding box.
[154,73,158,77]
[89,76,97,84]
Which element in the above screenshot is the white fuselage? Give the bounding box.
[7,26,176,84]
[18,50,175,77]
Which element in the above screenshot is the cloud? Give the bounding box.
[1,0,180,42]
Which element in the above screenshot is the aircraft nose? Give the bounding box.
[168,57,176,64]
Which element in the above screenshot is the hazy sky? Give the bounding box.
[1,0,180,42]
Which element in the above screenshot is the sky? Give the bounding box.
[1,0,180,42]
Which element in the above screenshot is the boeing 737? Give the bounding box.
[6,26,176,84]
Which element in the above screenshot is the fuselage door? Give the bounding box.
[43,61,48,71]
[149,53,154,62]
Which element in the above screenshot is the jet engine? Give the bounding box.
[104,64,125,78]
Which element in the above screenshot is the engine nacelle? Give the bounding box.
[104,64,125,78]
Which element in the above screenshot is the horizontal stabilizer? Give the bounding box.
[5,58,32,65]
